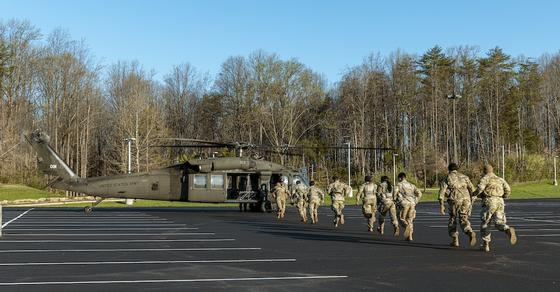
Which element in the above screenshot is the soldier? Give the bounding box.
[327,176,351,228]
[394,172,422,241]
[356,175,378,232]
[307,181,325,224]
[292,180,309,222]
[377,175,399,236]
[439,163,477,248]
[272,180,289,219]
[475,164,517,252]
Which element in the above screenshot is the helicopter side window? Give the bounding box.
[211,175,224,189]
[193,175,207,189]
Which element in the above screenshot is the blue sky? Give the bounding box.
[1,0,559,84]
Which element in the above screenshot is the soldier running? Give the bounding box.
[327,176,351,228]
[292,180,309,222]
[439,163,478,248]
[394,172,422,241]
[272,180,290,219]
[307,181,325,224]
[475,164,517,252]
[377,175,399,236]
[356,175,378,232]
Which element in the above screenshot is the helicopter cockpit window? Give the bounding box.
[193,175,207,189]
[211,175,224,189]
[293,175,309,187]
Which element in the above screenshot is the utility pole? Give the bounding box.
[392,153,399,187]
[447,94,462,163]
[501,145,505,178]
[124,138,136,205]
[554,156,558,186]
[346,142,353,197]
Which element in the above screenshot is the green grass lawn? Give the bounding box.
[1,181,559,207]
[0,184,57,201]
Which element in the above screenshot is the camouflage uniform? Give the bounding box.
[307,186,325,224]
[292,183,309,222]
[273,182,289,219]
[439,170,477,246]
[356,181,378,232]
[476,172,517,251]
[327,180,350,227]
[377,182,399,236]
[394,179,422,241]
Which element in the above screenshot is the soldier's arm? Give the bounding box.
[392,185,400,201]
[438,178,448,202]
[467,178,477,201]
[356,185,364,204]
[502,179,512,199]
[475,177,488,198]
[414,185,423,200]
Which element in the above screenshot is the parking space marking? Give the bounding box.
[0,275,349,286]
[4,228,198,231]
[10,224,188,227]
[0,238,235,243]
[0,247,262,253]
[1,208,34,228]
[518,234,560,237]
[3,232,215,236]
[0,258,297,267]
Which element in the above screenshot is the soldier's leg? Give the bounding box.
[448,201,459,242]
[339,201,346,225]
[480,201,497,251]
[401,204,411,238]
[459,199,476,246]
[389,203,399,236]
[377,204,387,234]
[282,198,287,218]
[407,204,416,241]
[332,202,340,226]
[276,197,283,218]
[362,203,373,231]
[399,205,409,229]
[494,200,516,245]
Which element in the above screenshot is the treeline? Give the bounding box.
[1,20,559,188]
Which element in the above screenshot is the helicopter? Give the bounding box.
[24,130,394,213]
[24,130,309,213]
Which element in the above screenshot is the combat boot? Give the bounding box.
[450,235,459,247]
[468,230,477,247]
[377,223,385,235]
[406,231,413,241]
[403,225,411,239]
[481,241,490,252]
[393,226,400,237]
[507,227,517,245]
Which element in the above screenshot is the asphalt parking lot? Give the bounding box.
[0,199,559,291]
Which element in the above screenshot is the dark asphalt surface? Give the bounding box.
[0,199,559,291]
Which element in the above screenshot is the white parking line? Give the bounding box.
[0,247,262,253]
[518,234,560,237]
[0,275,349,286]
[0,258,297,267]
[4,228,198,231]
[3,233,215,236]
[0,239,235,243]
[10,224,187,227]
[1,208,34,228]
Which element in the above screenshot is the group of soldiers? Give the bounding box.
[270,163,517,252]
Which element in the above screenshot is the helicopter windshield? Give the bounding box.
[293,174,309,187]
